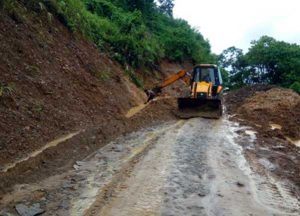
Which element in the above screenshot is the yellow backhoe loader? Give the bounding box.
[145,64,223,118]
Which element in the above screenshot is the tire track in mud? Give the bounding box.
[1,118,299,215]
[52,121,184,215]
[202,120,300,216]
[93,118,300,216]
[0,121,183,215]
[96,119,183,216]
[74,121,184,216]
[159,119,213,216]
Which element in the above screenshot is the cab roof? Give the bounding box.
[195,64,218,68]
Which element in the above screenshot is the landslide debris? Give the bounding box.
[0,10,139,167]
[225,85,300,140]
[0,4,182,196]
[225,85,300,192]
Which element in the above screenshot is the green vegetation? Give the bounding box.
[218,36,300,93]
[290,82,300,94]
[85,63,112,81]
[0,82,16,97]
[1,0,28,23]
[5,0,214,70]
[32,101,44,113]
[125,68,144,89]
[25,64,41,77]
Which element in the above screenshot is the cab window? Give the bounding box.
[193,67,216,84]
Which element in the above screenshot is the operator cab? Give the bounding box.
[192,64,222,85]
[191,64,223,97]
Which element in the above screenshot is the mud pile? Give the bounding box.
[226,85,300,193]
[225,84,274,113]
[225,85,300,140]
[239,88,300,139]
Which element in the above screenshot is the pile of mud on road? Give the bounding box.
[225,85,300,191]
[225,85,300,140]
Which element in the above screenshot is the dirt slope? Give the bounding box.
[0,10,146,167]
[0,5,188,195]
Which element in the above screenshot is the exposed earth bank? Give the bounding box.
[0,6,188,196]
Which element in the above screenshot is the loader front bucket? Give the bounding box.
[175,97,222,119]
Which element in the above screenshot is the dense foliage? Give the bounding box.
[7,0,214,69]
[219,36,300,93]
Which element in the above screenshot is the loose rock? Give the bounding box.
[15,203,44,216]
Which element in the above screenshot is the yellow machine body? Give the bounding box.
[146,64,224,118]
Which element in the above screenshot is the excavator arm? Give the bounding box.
[159,70,188,88]
[145,70,190,102]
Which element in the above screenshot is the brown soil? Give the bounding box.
[225,84,274,114]
[225,85,300,192]
[225,85,300,139]
[0,97,178,196]
[240,88,300,139]
[1,1,300,206]
[0,11,142,166]
[0,5,180,196]
[138,60,193,98]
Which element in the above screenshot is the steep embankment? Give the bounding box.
[0,9,143,166]
[0,3,190,195]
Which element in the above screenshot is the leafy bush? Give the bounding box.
[125,69,144,89]
[0,82,16,97]
[1,0,27,23]
[15,0,214,69]
[85,63,111,81]
[290,82,300,94]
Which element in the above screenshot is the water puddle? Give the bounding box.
[0,131,82,173]
[245,130,257,142]
[3,118,299,215]
[258,158,276,171]
[220,120,299,215]
[125,103,147,118]
[286,137,300,147]
[269,123,282,130]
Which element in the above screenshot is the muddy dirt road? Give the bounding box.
[1,117,299,215]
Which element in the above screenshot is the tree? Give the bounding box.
[127,0,155,15]
[246,36,278,83]
[218,46,244,75]
[218,47,247,88]
[158,0,174,17]
[220,68,229,87]
[290,82,300,94]
[220,36,300,92]
[246,36,300,85]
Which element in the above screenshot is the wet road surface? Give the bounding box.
[1,118,299,215]
[92,118,299,216]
